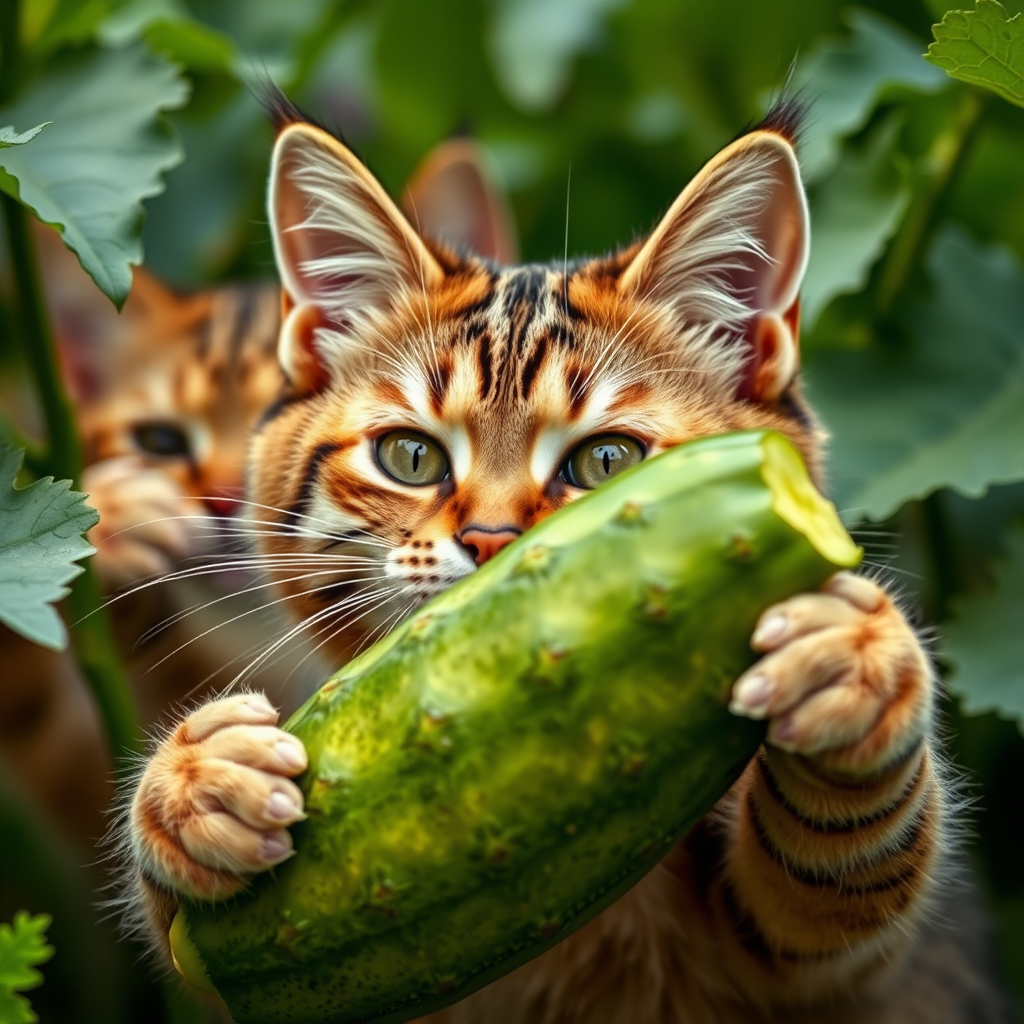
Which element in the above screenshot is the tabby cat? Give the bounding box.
[124,100,1012,1022]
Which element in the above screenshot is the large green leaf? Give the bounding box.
[0,911,53,1024]
[0,44,188,308]
[796,9,948,183]
[804,226,1024,521]
[926,0,1024,107]
[944,522,1024,727]
[802,115,911,329]
[0,448,98,651]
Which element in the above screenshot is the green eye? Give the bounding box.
[376,430,449,486]
[563,435,644,489]
[132,422,191,458]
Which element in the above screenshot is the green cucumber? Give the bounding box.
[171,430,860,1024]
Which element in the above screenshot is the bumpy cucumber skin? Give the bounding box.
[179,431,858,1024]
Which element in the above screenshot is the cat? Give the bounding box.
[0,138,516,848]
[121,98,1013,1023]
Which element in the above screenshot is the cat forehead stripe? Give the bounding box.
[459,265,576,405]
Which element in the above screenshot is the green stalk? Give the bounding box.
[0,0,141,761]
[1,192,142,762]
[0,0,19,102]
[875,89,987,317]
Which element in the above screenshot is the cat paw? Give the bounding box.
[84,456,200,591]
[729,573,932,775]
[129,693,308,900]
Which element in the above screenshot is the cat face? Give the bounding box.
[80,282,283,517]
[250,108,821,665]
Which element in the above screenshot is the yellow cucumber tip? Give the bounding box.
[760,432,862,570]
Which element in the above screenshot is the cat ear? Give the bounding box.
[269,122,444,393]
[402,138,519,264]
[618,130,808,402]
[35,222,141,401]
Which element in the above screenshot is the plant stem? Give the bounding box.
[875,89,987,317]
[0,0,19,103]
[1,192,142,762]
[0,196,81,481]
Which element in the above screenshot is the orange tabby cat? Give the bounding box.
[123,100,1010,1022]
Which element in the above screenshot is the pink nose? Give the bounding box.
[458,527,521,566]
[204,495,238,518]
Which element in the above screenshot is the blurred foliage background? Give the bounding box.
[2,0,1024,1020]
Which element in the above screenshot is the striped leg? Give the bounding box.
[721,572,942,1004]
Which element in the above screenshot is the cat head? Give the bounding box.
[250,103,819,665]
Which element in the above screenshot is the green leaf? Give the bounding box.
[0,448,99,651]
[0,124,49,150]
[926,0,1024,107]
[0,911,54,1024]
[21,0,119,56]
[100,0,239,74]
[796,9,948,182]
[0,45,188,308]
[802,115,911,329]
[804,226,1024,521]
[487,0,628,111]
[944,522,1024,726]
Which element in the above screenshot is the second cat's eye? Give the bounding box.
[562,435,645,489]
[132,422,191,458]
[376,430,450,486]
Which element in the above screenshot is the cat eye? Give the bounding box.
[132,422,191,458]
[376,430,450,486]
[562,435,645,489]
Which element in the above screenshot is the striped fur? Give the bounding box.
[120,107,1007,1022]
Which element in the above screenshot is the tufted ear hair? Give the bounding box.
[402,138,518,264]
[618,129,809,402]
[269,122,444,393]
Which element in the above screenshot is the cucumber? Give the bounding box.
[171,430,860,1024]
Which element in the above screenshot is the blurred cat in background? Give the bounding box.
[0,137,517,846]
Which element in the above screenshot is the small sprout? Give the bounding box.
[422,706,449,726]
[408,613,436,638]
[523,642,575,691]
[404,705,456,755]
[473,818,523,869]
[564,822,578,836]
[726,529,755,562]
[609,735,648,778]
[638,581,672,620]
[359,866,408,918]
[512,544,554,577]
[274,917,309,954]
[537,643,567,669]
[533,912,563,938]
[614,500,649,525]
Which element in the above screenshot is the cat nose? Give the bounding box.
[457,526,522,566]
[204,495,238,518]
